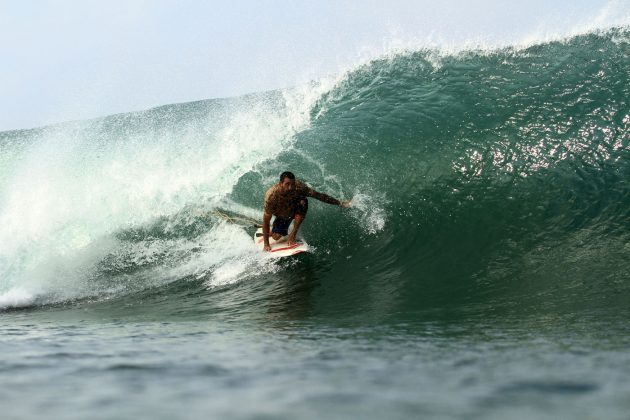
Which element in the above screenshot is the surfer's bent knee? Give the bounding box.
[294,197,308,219]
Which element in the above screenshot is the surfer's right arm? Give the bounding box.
[262,212,272,252]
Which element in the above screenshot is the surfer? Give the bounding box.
[262,171,351,252]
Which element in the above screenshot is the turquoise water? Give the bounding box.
[1,29,630,418]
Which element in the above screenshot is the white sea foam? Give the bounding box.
[349,191,388,235]
[0,288,36,309]
[0,82,334,308]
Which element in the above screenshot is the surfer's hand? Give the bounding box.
[340,199,352,208]
[263,243,271,252]
[287,235,296,246]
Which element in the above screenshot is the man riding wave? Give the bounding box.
[262,171,351,252]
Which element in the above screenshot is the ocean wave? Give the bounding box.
[1,29,629,314]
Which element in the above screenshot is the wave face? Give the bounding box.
[1,30,629,319]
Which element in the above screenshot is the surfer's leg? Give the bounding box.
[287,198,308,245]
[294,198,308,216]
[287,213,304,245]
[271,217,291,241]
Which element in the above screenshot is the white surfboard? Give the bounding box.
[253,227,309,257]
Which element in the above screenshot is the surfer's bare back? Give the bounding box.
[262,171,351,252]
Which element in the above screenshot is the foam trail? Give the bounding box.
[349,192,387,235]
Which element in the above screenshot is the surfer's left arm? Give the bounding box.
[308,189,352,208]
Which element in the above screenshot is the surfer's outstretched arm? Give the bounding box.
[309,190,352,208]
[262,212,272,252]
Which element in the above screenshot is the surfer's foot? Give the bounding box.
[271,233,283,241]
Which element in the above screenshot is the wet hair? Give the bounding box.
[279,171,295,182]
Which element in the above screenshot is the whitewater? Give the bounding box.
[1,25,629,419]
